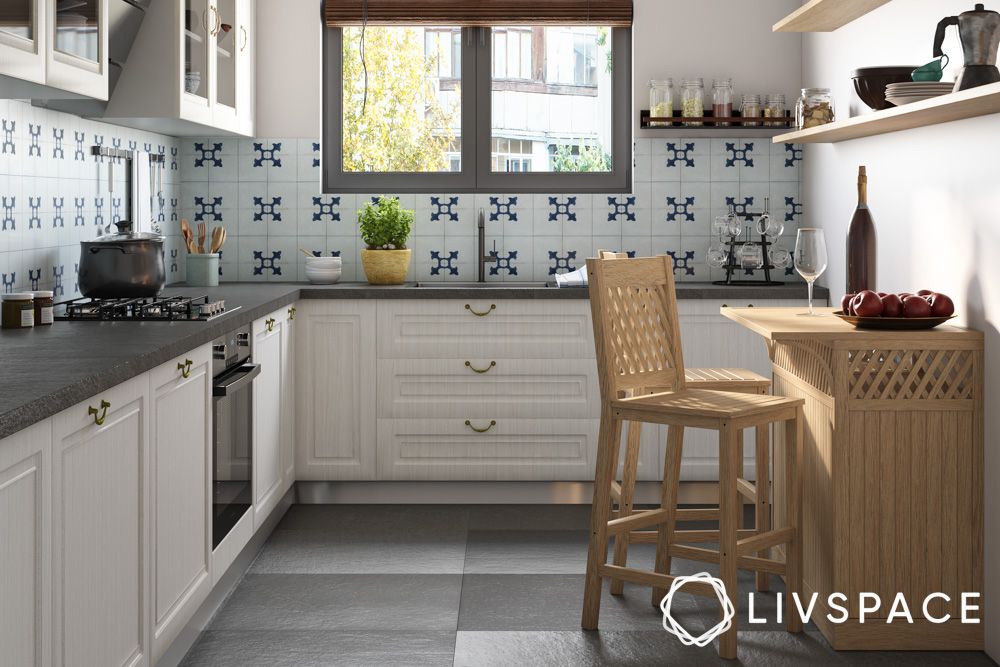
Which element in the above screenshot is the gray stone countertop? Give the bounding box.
[0,281,828,441]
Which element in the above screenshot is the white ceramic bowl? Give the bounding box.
[305,264,342,285]
[305,256,342,266]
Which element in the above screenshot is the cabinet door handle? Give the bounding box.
[88,400,111,426]
[465,360,496,374]
[288,306,296,320]
[465,419,496,433]
[177,358,193,378]
[266,317,275,332]
[240,25,248,52]
[209,5,221,35]
[465,303,496,317]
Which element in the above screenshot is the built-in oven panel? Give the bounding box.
[212,361,259,549]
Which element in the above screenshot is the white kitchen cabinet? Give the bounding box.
[254,0,320,137]
[0,0,109,100]
[295,300,377,480]
[148,345,212,664]
[0,419,51,667]
[252,310,283,528]
[51,373,149,667]
[279,303,297,493]
[104,0,254,136]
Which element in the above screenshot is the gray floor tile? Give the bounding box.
[210,574,462,631]
[454,630,719,667]
[468,504,593,531]
[181,630,456,667]
[457,574,706,633]
[464,529,656,574]
[250,525,467,574]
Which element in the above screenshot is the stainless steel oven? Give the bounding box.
[212,324,259,549]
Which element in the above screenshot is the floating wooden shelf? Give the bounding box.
[773,81,1000,144]
[773,0,891,32]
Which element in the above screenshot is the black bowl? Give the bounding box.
[852,66,919,110]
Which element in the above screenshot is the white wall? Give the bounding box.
[802,1,999,659]
[632,0,803,134]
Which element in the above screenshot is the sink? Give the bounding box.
[412,281,555,288]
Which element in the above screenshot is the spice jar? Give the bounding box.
[32,290,54,326]
[764,93,786,126]
[712,78,733,126]
[681,78,705,126]
[741,94,761,126]
[648,79,674,127]
[796,88,835,129]
[2,293,35,329]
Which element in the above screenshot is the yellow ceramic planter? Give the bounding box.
[361,248,411,285]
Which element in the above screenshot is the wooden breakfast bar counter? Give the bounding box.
[721,307,984,651]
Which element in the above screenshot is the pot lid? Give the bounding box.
[90,220,163,243]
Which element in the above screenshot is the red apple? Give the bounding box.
[880,293,903,318]
[917,289,934,297]
[877,292,887,298]
[898,292,913,300]
[840,293,856,315]
[852,290,883,317]
[902,295,932,317]
[928,293,955,317]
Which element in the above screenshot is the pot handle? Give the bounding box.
[89,245,130,254]
[934,16,958,58]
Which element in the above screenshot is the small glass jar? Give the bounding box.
[648,79,674,127]
[2,293,35,329]
[32,290,54,326]
[712,78,734,126]
[741,94,761,126]
[764,93,786,126]
[681,78,705,126]
[796,88,835,129]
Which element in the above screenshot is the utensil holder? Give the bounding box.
[186,253,219,287]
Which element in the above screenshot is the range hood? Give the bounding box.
[33,0,149,116]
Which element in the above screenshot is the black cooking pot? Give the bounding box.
[79,221,166,298]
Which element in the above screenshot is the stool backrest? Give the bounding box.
[586,253,686,400]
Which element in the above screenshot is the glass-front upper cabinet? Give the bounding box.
[0,0,46,84]
[183,0,211,109]
[46,0,107,99]
[214,0,237,112]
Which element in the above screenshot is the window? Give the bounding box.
[323,25,631,193]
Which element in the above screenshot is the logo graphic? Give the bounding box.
[660,572,734,648]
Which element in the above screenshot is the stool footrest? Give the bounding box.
[736,477,757,502]
[629,528,756,544]
[737,526,794,556]
[670,543,788,576]
[607,508,669,534]
[610,480,622,502]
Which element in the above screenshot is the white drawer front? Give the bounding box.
[376,299,594,359]
[377,418,599,480]
[377,358,599,419]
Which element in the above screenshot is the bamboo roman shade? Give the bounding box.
[324,0,633,27]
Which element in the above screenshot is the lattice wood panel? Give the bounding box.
[846,348,975,401]
[772,340,833,395]
[603,284,682,390]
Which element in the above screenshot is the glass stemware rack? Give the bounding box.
[710,197,790,287]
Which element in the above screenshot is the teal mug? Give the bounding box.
[912,54,949,82]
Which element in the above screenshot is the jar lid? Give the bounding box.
[32,290,54,298]
[802,87,831,94]
[2,293,34,301]
[712,78,732,87]
[649,78,673,86]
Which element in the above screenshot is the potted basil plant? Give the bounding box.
[357,195,414,285]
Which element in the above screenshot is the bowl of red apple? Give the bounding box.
[835,290,956,330]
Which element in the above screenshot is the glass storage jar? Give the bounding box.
[32,290,54,326]
[741,94,761,126]
[2,293,34,329]
[764,93,786,126]
[681,78,705,126]
[796,88,835,129]
[712,78,734,126]
[648,79,674,127]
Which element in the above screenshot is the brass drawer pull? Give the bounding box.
[465,303,496,317]
[288,306,296,320]
[88,400,111,426]
[177,359,193,378]
[465,360,496,374]
[266,317,276,332]
[465,419,496,433]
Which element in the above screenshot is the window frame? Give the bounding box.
[322,25,632,194]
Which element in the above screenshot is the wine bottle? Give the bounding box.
[846,165,877,293]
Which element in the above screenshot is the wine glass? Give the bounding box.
[794,228,828,316]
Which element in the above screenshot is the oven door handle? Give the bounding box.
[213,363,261,397]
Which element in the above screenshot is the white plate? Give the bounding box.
[886,93,946,105]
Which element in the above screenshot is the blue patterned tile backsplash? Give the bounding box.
[0,95,805,290]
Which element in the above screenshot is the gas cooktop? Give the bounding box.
[55,295,239,322]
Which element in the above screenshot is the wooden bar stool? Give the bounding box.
[580,253,804,660]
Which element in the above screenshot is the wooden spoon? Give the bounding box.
[299,247,315,258]
[180,219,195,253]
[196,222,207,254]
[210,226,225,254]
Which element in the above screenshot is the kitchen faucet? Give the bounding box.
[477,208,498,282]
